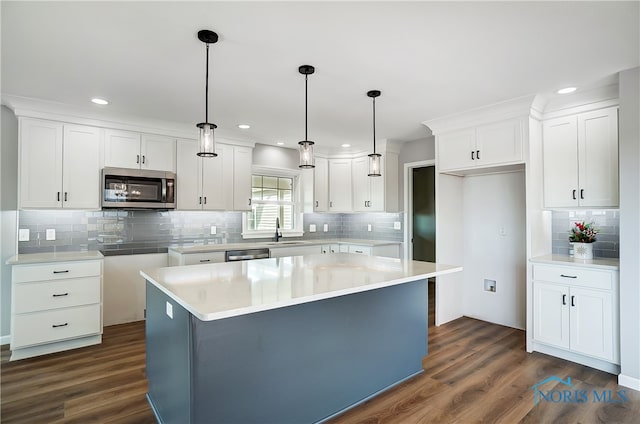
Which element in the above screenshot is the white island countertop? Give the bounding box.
[141,253,461,321]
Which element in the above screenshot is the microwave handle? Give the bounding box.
[161,178,167,202]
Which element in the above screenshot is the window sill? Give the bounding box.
[241,231,304,240]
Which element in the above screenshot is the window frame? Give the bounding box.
[241,165,304,239]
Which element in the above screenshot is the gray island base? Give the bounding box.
[142,254,462,423]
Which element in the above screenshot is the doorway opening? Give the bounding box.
[404,160,436,327]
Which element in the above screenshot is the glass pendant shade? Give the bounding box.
[197,122,217,157]
[298,140,315,168]
[368,153,382,177]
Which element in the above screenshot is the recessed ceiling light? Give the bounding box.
[91,98,109,105]
[341,144,351,148]
[237,124,251,129]
[557,87,577,94]
[276,142,285,146]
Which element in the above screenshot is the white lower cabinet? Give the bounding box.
[532,264,618,366]
[321,244,339,254]
[10,259,103,361]
[168,250,226,266]
[269,245,322,258]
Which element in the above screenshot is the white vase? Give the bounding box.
[573,242,594,260]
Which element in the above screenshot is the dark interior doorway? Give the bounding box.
[411,165,436,327]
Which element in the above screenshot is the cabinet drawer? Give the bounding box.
[348,246,372,256]
[13,260,101,283]
[13,277,101,313]
[533,264,612,290]
[182,252,226,265]
[11,304,101,349]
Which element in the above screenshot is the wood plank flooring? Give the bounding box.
[2,312,638,423]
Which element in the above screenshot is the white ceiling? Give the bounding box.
[2,1,638,153]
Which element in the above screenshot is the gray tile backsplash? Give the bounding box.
[552,210,620,258]
[17,210,404,255]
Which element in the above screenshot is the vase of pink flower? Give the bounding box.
[569,221,598,260]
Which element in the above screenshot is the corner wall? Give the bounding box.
[618,67,640,390]
[398,136,435,210]
[1,106,19,341]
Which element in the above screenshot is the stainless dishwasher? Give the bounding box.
[224,248,270,262]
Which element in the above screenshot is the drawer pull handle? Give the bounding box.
[52,293,69,297]
[199,259,211,263]
[52,323,68,328]
[560,274,577,279]
[355,250,363,253]
[53,270,70,274]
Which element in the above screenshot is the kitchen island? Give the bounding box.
[141,253,461,424]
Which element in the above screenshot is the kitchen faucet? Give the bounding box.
[275,217,282,242]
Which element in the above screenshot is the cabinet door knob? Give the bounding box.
[476,150,480,160]
[57,192,61,202]
[142,155,146,164]
[248,198,252,206]
[330,201,333,208]
[64,192,68,202]
[571,296,576,307]
[136,154,140,164]
[580,189,584,200]
[562,294,567,305]
[204,197,207,205]
[471,151,475,160]
[315,200,319,208]
[572,190,577,200]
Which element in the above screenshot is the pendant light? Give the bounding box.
[298,65,315,168]
[196,30,219,157]
[367,90,382,177]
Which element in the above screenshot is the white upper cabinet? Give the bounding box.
[19,118,101,210]
[352,156,385,212]
[328,159,352,212]
[233,146,253,211]
[176,140,248,211]
[104,129,176,172]
[141,134,177,172]
[543,107,618,208]
[437,119,523,172]
[313,157,329,212]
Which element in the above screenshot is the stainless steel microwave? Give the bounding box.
[101,167,176,209]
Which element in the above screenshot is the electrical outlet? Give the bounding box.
[46,229,56,241]
[367,224,372,232]
[393,221,401,230]
[309,224,316,232]
[18,229,30,241]
[166,301,174,319]
[210,225,217,235]
[323,224,328,232]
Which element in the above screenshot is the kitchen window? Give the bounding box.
[242,168,304,239]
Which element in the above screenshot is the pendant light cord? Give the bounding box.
[305,74,308,141]
[205,43,210,123]
[372,96,376,154]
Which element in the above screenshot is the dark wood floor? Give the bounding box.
[2,297,638,423]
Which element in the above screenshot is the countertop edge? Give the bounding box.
[6,251,105,265]
[168,239,402,254]
[140,263,462,322]
[529,254,620,271]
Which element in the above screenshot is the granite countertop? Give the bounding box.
[6,251,104,265]
[141,253,461,321]
[530,254,620,271]
[168,238,402,254]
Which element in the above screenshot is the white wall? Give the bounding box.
[252,143,299,169]
[618,67,640,390]
[1,106,19,341]
[398,136,435,209]
[462,171,527,329]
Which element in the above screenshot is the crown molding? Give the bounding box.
[423,95,539,135]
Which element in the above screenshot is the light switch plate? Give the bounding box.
[323,224,329,232]
[393,221,401,230]
[210,225,217,235]
[46,229,56,241]
[166,301,174,319]
[18,229,29,241]
[309,224,316,232]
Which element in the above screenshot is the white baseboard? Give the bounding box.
[0,335,10,346]
[618,374,640,391]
